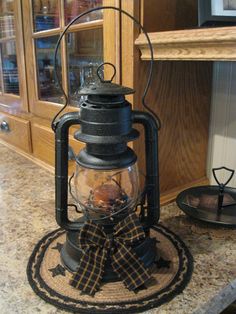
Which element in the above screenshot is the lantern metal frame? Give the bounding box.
[53,6,160,232]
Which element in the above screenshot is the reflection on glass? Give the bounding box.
[67,28,103,106]
[35,36,63,103]
[0,69,2,93]
[74,164,140,220]
[1,41,19,95]
[32,0,59,32]
[64,0,103,25]
[0,0,15,39]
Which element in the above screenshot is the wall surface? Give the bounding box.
[207,62,236,187]
[134,61,212,196]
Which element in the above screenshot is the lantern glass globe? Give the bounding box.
[74,163,140,219]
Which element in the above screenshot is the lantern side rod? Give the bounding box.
[51,6,161,132]
[132,110,160,226]
[55,111,83,230]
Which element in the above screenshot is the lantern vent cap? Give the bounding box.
[77,62,135,96]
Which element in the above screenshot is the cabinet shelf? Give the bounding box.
[135,26,236,61]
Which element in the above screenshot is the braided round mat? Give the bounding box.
[27,225,193,313]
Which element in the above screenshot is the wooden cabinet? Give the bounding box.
[120,1,213,203]
[0,0,226,204]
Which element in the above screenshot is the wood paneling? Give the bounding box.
[141,0,198,32]
[136,27,236,61]
[103,0,120,82]
[31,122,84,174]
[133,61,212,195]
[0,112,31,153]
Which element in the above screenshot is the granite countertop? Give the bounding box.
[0,143,236,314]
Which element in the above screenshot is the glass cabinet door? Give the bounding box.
[35,35,63,103]
[1,41,19,95]
[64,0,103,24]
[67,27,103,105]
[32,0,59,32]
[28,0,105,115]
[0,0,19,96]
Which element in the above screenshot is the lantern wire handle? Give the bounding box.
[96,62,116,83]
[51,6,161,132]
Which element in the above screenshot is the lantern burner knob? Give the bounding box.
[97,62,117,83]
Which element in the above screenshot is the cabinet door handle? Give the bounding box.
[0,120,10,132]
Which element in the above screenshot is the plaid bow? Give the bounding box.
[70,213,151,295]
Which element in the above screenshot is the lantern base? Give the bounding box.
[60,230,159,282]
[27,225,193,313]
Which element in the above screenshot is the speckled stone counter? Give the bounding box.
[0,143,236,314]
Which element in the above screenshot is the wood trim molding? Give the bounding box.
[135,27,236,61]
[67,20,103,33]
[22,0,38,113]
[15,0,29,112]
[32,21,103,38]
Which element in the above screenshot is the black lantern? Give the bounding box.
[53,6,160,289]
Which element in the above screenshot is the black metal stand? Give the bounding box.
[212,167,236,213]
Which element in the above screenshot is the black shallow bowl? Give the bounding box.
[176,185,236,227]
